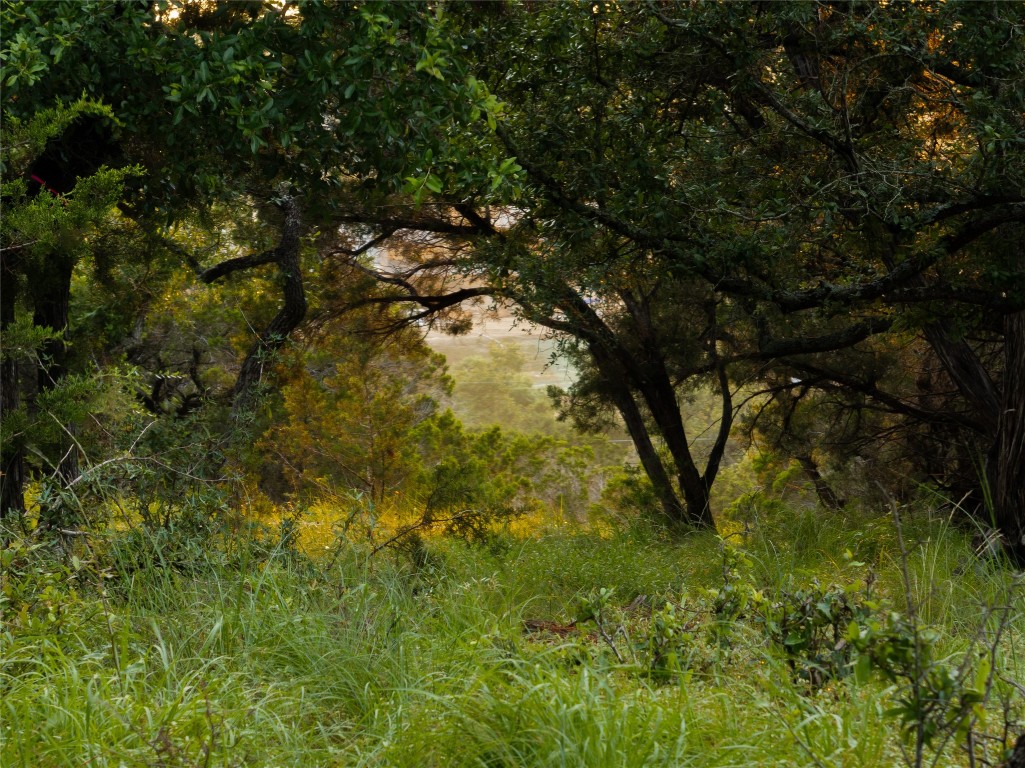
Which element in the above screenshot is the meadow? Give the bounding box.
[3,501,1022,768]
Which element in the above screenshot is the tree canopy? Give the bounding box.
[2,0,1024,560]
[334,1,1025,555]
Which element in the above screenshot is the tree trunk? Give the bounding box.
[995,308,1025,564]
[922,298,1025,564]
[0,253,26,519]
[921,320,1001,511]
[922,320,1001,436]
[31,254,80,527]
[617,291,717,529]
[703,363,734,493]
[643,376,715,529]
[796,454,845,511]
[587,343,689,527]
[232,199,305,416]
[201,196,307,418]
[553,287,717,530]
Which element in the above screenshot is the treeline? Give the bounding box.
[1,1,1023,559]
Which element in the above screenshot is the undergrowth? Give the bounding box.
[1,505,1023,767]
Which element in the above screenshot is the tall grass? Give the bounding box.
[2,506,1022,767]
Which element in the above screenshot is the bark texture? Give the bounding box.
[0,255,26,518]
[995,309,1025,564]
[31,254,80,527]
[201,196,306,417]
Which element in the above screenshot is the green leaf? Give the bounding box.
[854,654,871,684]
[974,655,991,692]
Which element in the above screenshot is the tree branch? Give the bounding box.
[334,212,488,236]
[326,228,397,258]
[200,248,278,283]
[785,360,981,431]
[227,196,307,415]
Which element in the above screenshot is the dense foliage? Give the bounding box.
[4,0,1024,543]
[340,1,1025,556]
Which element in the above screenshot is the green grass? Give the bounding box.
[2,510,1023,767]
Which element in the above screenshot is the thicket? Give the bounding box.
[3,0,1024,554]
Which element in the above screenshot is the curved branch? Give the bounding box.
[757,317,895,358]
[326,228,397,259]
[345,285,497,315]
[226,196,307,416]
[200,249,278,283]
[785,360,981,431]
[335,212,488,236]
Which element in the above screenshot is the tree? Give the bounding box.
[0,101,137,521]
[0,0,500,520]
[256,315,452,506]
[334,1,1025,555]
[636,0,1025,555]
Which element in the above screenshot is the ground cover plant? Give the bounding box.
[2,501,1022,768]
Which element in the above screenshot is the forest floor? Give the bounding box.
[2,504,1023,767]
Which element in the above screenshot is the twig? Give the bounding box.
[368,510,475,557]
[65,420,159,488]
[592,608,625,664]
